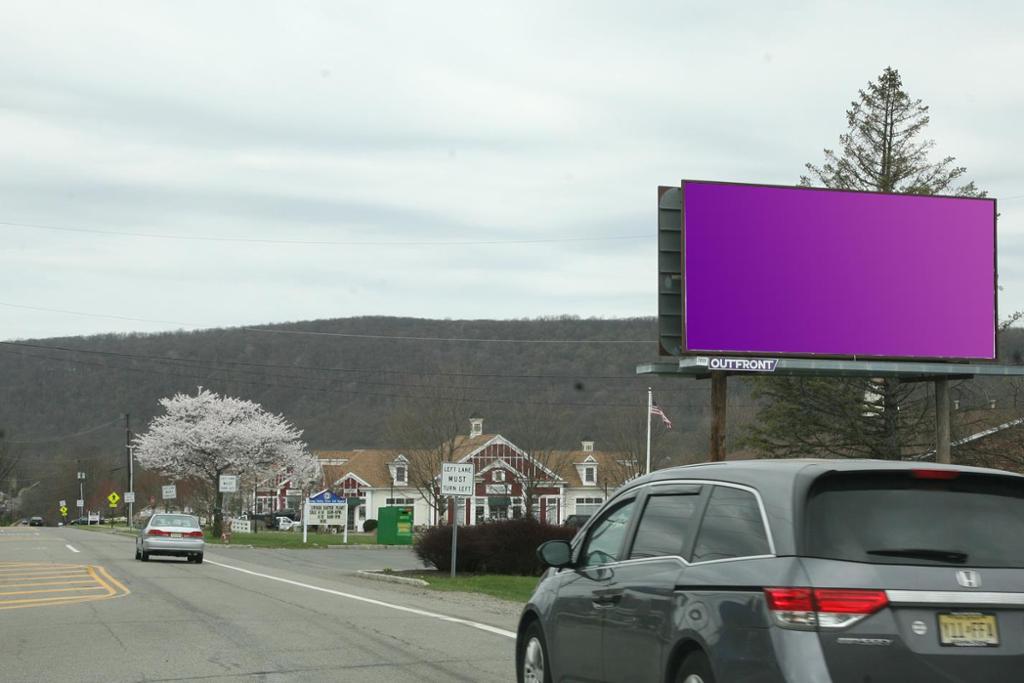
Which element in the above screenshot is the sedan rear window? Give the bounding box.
[150,515,199,529]
[804,471,1024,568]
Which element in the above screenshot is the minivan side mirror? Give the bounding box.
[537,539,574,568]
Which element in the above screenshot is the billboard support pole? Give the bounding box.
[710,372,727,461]
[935,379,951,464]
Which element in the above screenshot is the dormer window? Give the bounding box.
[584,466,596,484]
[493,470,505,483]
[581,440,594,452]
[395,465,407,485]
[470,416,483,437]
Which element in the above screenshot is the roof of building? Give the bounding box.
[314,433,637,490]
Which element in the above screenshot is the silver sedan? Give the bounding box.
[135,513,205,563]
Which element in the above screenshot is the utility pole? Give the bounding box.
[125,414,134,528]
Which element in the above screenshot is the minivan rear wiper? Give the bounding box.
[865,548,969,563]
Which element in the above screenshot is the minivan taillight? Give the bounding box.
[764,588,888,630]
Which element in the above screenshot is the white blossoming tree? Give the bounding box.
[133,388,319,537]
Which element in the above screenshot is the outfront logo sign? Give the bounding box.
[705,357,779,372]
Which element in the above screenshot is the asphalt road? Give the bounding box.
[0,526,520,682]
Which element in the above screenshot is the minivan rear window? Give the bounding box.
[804,471,1024,568]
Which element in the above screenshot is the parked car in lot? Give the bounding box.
[136,513,205,563]
[518,459,1024,683]
[28,516,44,526]
[562,514,590,529]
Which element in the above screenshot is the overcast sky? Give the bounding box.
[1,1,1022,341]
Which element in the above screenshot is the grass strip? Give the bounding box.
[408,572,539,603]
[204,530,378,548]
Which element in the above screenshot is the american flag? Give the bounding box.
[651,401,672,429]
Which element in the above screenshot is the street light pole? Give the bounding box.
[125,414,133,528]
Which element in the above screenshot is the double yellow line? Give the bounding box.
[0,562,130,610]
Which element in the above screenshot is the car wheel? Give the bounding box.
[140,551,149,562]
[195,553,203,564]
[518,622,551,683]
[134,547,141,560]
[677,651,715,683]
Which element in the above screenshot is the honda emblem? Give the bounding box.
[955,570,981,588]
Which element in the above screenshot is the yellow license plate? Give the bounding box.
[938,613,999,647]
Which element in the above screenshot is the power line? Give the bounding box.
[0,219,646,247]
[7,418,122,445]
[0,301,653,344]
[241,327,651,344]
[0,344,696,409]
[0,340,644,381]
[0,301,196,328]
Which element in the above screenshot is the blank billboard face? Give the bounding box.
[682,181,997,360]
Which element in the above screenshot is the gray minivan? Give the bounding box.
[516,459,1024,682]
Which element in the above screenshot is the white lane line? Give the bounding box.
[206,559,516,640]
[65,544,80,553]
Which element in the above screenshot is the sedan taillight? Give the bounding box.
[185,530,203,538]
[764,587,888,630]
[147,528,169,536]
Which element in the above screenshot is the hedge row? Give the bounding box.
[413,517,577,575]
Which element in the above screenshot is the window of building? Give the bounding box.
[575,496,603,516]
[385,497,415,505]
[584,466,596,484]
[629,493,703,559]
[691,486,770,563]
[493,470,505,483]
[394,465,407,485]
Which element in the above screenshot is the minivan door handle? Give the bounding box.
[592,589,623,606]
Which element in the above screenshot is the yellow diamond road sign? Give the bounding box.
[60,506,68,516]
[107,492,120,506]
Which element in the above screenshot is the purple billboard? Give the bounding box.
[682,180,997,360]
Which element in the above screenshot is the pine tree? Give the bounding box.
[745,67,984,459]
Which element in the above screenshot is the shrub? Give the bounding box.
[414,523,485,572]
[363,519,378,533]
[414,518,576,575]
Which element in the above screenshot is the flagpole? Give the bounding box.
[646,387,653,475]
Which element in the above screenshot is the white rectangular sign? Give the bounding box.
[123,492,135,503]
[218,475,239,493]
[59,499,67,507]
[441,463,474,497]
[306,503,346,526]
[76,499,84,508]
[162,484,177,500]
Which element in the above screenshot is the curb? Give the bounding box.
[356,570,430,587]
[326,544,408,550]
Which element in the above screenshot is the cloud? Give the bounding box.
[0,1,1021,339]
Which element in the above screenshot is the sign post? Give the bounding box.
[77,471,86,520]
[218,475,238,530]
[441,463,474,578]
[162,484,177,512]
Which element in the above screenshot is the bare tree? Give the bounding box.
[602,405,671,482]
[0,430,17,493]
[384,382,477,526]
[502,393,572,519]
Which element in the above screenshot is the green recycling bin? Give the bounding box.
[377,506,414,545]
